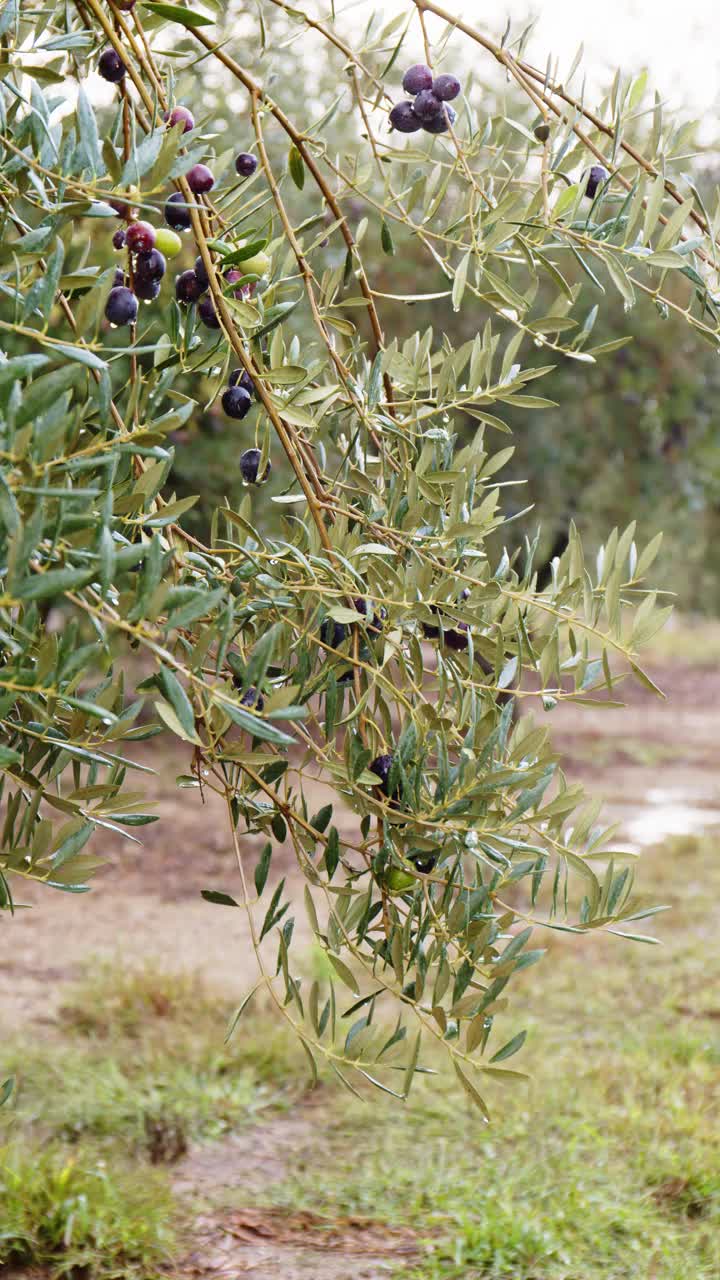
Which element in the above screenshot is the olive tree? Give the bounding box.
[0,0,713,1110]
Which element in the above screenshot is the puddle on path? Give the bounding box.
[622,789,720,848]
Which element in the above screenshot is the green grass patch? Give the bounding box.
[59,960,224,1040]
[3,961,305,1157]
[0,1142,176,1276]
[261,1008,719,1279]
[0,962,307,1277]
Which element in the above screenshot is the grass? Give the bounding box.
[1,834,719,1278]
[269,1000,719,1279]
[0,1144,176,1277]
[3,963,303,1154]
[645,613,720,666]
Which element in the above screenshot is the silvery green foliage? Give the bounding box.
[0,0,705,1108]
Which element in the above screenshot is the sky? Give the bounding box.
[493,0,720,112]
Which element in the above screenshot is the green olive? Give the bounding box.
[384,868,416,893]
[240,250,271,276]
[154,228,183,258]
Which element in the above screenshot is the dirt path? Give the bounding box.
[178,1210,419,1280]
[173,1105,419,1279]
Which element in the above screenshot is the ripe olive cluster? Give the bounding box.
[98,45,270,454]
[106,217,181,323]
[387,63,612,211]
[389,62,460,135]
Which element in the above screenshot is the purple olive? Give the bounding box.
[134,248,166,283]
[194,256,209,291]
[413,90,444,124]
[221,385,252,420]
[165,192,192,231]
[423,105,456,134]
[235,152,258,178]
[105,285,137,326]
[239,686,264,711]
[98,48,125,83]
[175,269,202,304]
[229,368,254,396]
[240,447,270,484]
[389,101,422,133]
[369,753,398,799]
[125,221,156,253]
[165,105,194,133]
[432,74,461,101]
[198,295,220,329]
[186,163,215,194]
[134,276,161,302]
[585,165,608,199]
[402,64,433,95]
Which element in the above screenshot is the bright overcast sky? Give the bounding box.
[497,0,720,112]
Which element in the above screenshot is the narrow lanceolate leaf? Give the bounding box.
[23,237,64,321]
[49,343,107,370]
[380,219,395,255]
[0,0,18,37]
[402,1030,422,1100]
[0,1078,15,1108]
[259,878,287,941]
[222,700,294,746]
[154,699,201,746]
[254,842,272,896]
[451,251,471,312]
[655,196,694,250]
[158,666,196,739]
[0,355,50,387]
[367,352,383,411]
[641,173,666,245]
[121,131,165,187]
[603,254,635,306]
[76,85,102,176]
[453,1061,491,1120]
[288,145,305,189]
[225,981,263,1042]
[51,822,94,869]
[489,1029,527,1062]
[143,2,214,26]
[326,952,360,995]
[201,889,239,907]
[304,886,320,935]
[0,474,20,534]
[15,564,95,602]
[324,826,340,879]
